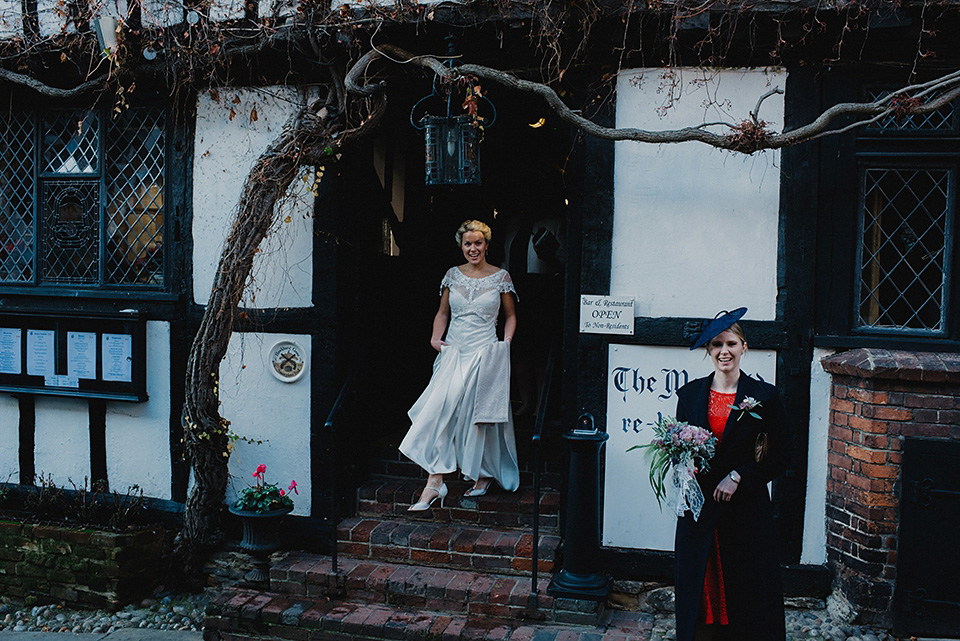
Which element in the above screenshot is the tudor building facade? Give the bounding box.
[0,0,958,635]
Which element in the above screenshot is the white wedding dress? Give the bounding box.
[399,267,521,491]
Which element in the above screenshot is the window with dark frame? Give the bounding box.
[0,105,166,289]
[851,87,958,338]
[855,166,953,334]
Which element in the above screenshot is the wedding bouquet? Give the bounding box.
[628,416,717,520]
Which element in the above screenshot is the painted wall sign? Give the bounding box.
[580,295,635,335]
[269,340,306,382]
[603,343,776,550]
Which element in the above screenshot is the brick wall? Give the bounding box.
[820,349,960,625]
[0,520,166,609]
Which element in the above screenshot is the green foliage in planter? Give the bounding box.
[232,464,296,513]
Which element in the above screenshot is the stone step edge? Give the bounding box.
[355,483,561,535]
[206,586,610,640]
[336,517,562,575]
[355,501,561,535]
[358,478,561,514]
[268,554,598,623]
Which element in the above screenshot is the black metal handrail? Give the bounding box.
[324,357,364,574]
[526,334,560,615]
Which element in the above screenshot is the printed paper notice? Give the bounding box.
[0,328,21,375]
[67,332,97,379]
[579,295,635,335]
[26,329,55,377]
[102,333,133,382]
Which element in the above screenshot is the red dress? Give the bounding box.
[701,390,734,625]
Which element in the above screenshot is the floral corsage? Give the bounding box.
[729,396,762,421]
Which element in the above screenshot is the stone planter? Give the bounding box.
[0,520,165,610]
[228,505,293,585]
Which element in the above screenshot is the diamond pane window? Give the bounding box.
[42,110,100,174]
[856,168,953,332]
[0,113,36,283]
[0,105,166,291]
[40,181,100,284]
[105,108,165,286]
[868,90,956,132]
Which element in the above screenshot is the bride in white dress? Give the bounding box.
[400,220,521,512]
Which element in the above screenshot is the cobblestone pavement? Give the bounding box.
[0,551,911,641]
[0,596,903,641]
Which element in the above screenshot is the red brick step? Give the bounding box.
[267,553,600,624]
[357,479,560,533]
[337,517,561,576]
[204,583,643,641]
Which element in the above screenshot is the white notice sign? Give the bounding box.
[102,333,133,382]
[580,295,635,334]
[602,344,777,550]
[0,328,21,375]
[68,331,97,380]
[26,329,55,377]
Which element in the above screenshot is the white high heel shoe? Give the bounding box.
[408,483,448,512]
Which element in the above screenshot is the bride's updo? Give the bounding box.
[455,219,492,245]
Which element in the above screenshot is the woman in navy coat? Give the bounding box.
[673,308,787,641]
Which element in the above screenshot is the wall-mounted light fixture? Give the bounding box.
[91,16,119,56]
[410,37,496,186]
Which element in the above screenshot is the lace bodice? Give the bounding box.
[441,267,516,301]
[440,267,517,351]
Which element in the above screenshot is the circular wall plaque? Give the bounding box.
[269,340,306,383]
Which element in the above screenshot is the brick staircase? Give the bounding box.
[202,424,631,641]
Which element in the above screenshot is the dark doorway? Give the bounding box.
[345,79,572,484]
[894,437,960,637]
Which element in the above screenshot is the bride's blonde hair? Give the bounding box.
[455,219,492,245]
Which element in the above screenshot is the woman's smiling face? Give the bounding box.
[707,329,747,375]
[461,231,488,265]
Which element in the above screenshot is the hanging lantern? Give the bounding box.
[410,39,496,187]
[422,114,481,186]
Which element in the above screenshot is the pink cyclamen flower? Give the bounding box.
[253,464,266,479]
[288,480,299,495]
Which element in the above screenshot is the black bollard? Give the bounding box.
[547,413,612,600]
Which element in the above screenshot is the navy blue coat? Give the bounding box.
[673,373,787,641]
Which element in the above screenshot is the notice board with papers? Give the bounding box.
[0,311,147,402]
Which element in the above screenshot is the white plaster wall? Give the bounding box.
[193,87,314,309]
[95,0,126,19]
[34,396,90,487]
[0,0,22,38]
[36,0,66,37]
[141,0,182,28]
[219,332,311,516]
[209,0,244,22]
[104,322,172,499]
[611,68,784,320]
[0,393,20,481]
[258,0,297,21]
[801,347,833,565]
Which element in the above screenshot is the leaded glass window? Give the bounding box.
[0,113,36,283]
[867,90,957,132]
[855,167,953,333]
[0,106,166,289]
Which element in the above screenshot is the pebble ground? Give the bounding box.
[0,597,899,640]
[0,552,898,639]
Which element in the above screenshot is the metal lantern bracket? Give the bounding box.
[411,73,496,186]
[408,76,497,131]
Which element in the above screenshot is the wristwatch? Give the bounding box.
[728,471,741,484]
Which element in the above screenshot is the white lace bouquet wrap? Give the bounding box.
[628,416,717,522]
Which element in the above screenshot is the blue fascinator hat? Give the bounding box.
[689,307,748,350]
